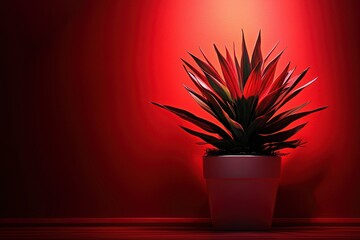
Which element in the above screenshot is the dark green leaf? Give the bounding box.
[246,115,269,137]
[181,58,207,83]
[268,102,310,125]
[259,123,307,143]
[283,67,309,95]
[256,88,283,117]
[248,95,259,124]
[204,93,234,132]
[204,71,232,102]
[276,77,317,110]
[188,52,223,84]
[222,109,245,140]
[184,66,217,98]
[235,97,251,127]
[265,139,303,152]
[183,85,215,117]
[180,126,237,150]
[199,48,219,74]
[263,106,327,134]
[152,102,232,139]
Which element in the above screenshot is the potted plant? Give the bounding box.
[152,31,326,230]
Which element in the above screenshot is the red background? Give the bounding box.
[1,0,359,218]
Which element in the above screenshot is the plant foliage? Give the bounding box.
[152,31,326,156]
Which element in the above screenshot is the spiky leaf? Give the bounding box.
[153,32,327,155]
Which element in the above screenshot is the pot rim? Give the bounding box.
[203,154,281,178]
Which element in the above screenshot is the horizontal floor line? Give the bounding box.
[1,218,360,227]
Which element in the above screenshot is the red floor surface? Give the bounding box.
[1,218,360,240]
[1,226,360,239]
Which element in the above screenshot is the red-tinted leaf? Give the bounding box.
[294,77,318,91]
[226,46,241,97]
[181,58,208,83]
[262,41,279,68]
[183,85,215,117]
[213,44,238,99]
[284,67,309,94]
[256,87,283,116]
[243,63,262,98]
[277,77,317,110]
[258,52,284,100]
[199,48,219,75]
[226,46,236,78]
[262,49,284,77]
[269,63,290,94]
[272,68,309,109]
[222,109,245,140]
[188,52,223,84]
[241,30,251,87]
[251,31,263,69]
[226,101,236,117]
[284,67,296,85]
[234,45,244,93]
[183,66,213,95]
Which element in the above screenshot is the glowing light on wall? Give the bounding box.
[3,0,359,218]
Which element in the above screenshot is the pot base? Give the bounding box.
[204,155,281,230]
[207,178,279,230]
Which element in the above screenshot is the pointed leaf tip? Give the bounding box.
[251,30,263,69]
[151,102,164,108]
[241,31,251,86]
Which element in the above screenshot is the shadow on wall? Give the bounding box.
[274,155,331,218]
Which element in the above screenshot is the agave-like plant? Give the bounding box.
[153,31,326,156]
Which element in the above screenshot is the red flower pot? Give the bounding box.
[203,155,281,230]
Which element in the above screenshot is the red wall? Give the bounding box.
[1,0,359,218]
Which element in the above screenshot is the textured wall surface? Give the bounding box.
[1,0,359,217]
